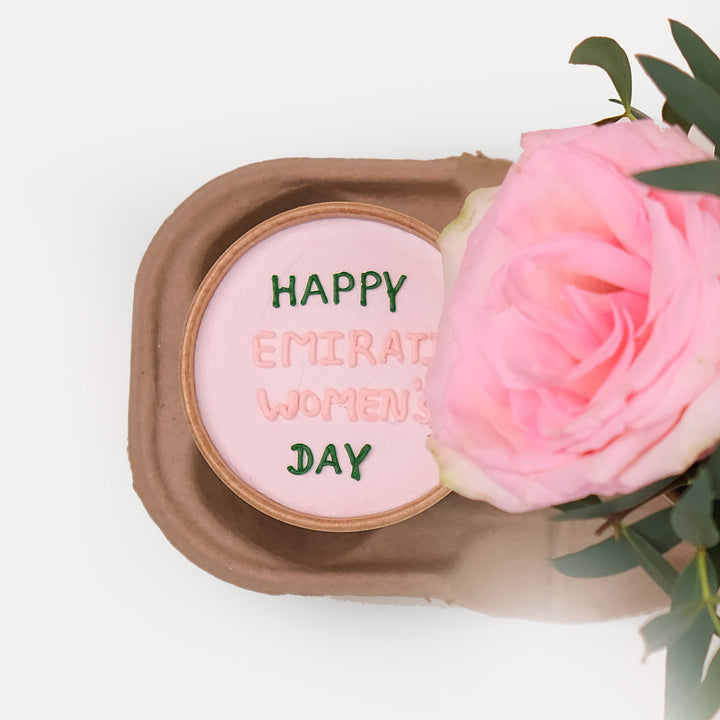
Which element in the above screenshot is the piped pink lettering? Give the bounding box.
[358,388,381,421]
[299,390,322,417]
[252,331,277,368]
[349,330,376,368]
[405,332,426,364]
[378,330,404,364]
[413,393,430,424]
[379,389,409,421]
[256,389,300,420]
[319,331,344,366]
[321,388,358,421]
[281,331,318,367]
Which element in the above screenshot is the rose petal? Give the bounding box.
[427,119,720,512]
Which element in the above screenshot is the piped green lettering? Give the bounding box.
[344,443,371,481]
[333,271,355,304]
[272,275,297,308]
[301,274,329,306]
[315,443,342,475]
[287,443,313,475]
[383,272,407,313]
[360,271,382,307]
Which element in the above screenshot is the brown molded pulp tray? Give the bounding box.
[129,153,675,622]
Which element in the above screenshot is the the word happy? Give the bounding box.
[272,271,407,312]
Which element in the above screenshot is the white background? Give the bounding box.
[3,2,719,718]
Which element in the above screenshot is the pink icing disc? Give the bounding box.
[182,204,448,531]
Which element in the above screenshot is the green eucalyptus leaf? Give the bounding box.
[570,36,632,110]
[608,98,649,119]
[640,600,704,657]
[703,548,719,593]
[671,555,709,608]
[630,507,683,552]
[555,495,601,513]
[551,533,633,578]
[636,54,720,148]
[622,524,678,594]
[704,447,720,498]
[665,557,717,719]
[662,100,692,132]
[708,510,720,579]
[675,647,720,720]
[551,507,680,578]
[594,114,626,126]
[552,476,677,521]
[670,19,720,96]
[670,469,720,548]
[634,161,720,197]
[629,106,649,120]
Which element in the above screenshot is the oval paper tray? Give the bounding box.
[129,153,676,622]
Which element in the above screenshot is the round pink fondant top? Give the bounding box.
[193,214,444,519]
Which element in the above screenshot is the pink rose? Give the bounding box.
[426,120,720,512]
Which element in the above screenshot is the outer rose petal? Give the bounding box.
[426,435,537,512]
[437,186,499,296]
[426,120,720,512]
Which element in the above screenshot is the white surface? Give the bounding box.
[3,2,718,718]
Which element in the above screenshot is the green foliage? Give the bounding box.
[709,539,720,580]
[673,648,720,720]
[636,54,720,150]
[634,161,720,197]
[593,114,626,127]
[567,21,720,195]
[710,497,720,575]
[705,446,720,498]
[608,97,649,119]
[662,100,691,132]
[633,21,720,198]
[551,507,680,579]
[663,558,718,720]
[569,37,633,113]
[554,495,600,513]
[670,19,720,96]
[621,524,678,594]
[553,476,677,521]
[670,469,720,549]
[640,598,703,657]
[555,472,720,718]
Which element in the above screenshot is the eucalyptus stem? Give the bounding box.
[594,476,685,537]
[698,548,720,637]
